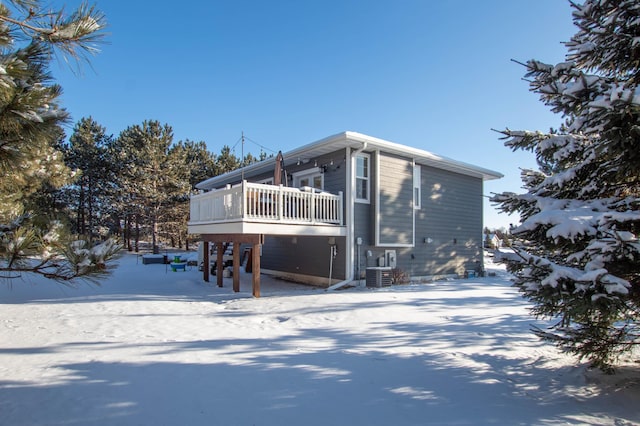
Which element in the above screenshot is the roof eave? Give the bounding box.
[195,131,502,190]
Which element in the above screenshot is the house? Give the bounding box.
[485,233,503,249]
[188,131,503,296]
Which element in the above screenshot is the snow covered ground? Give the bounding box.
[1,251,638,425]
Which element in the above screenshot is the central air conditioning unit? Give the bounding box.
[366,267,392,288]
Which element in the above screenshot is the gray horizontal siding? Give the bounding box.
[412,166,483,276]
[261,235,346,280]
[377,153,413,246]
[249,150,347,196]
[353,164,484,279]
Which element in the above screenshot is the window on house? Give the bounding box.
[294,169,323,190]
[356,154,370,203]
[413,164,421,209]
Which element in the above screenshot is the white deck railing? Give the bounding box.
[189,181,343,226]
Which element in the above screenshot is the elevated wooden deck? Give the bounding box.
[189,181,346,297]
[188,181,345,237]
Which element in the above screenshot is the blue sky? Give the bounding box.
[52,0,577,229]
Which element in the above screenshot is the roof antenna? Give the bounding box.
[241,131,245,182]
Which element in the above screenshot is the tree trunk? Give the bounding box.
[87,177,94,242]
[134,214,140,253]
[152,213,159,254]
[124,214,132,251]
[77,184,85,236]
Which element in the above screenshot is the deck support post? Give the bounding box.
[203,241,209,283]
[233,242,240,292]
[252,242,260,298]
[216,242,224,288]
[200,234,264,298]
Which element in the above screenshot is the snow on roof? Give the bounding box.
[196,131,503,190]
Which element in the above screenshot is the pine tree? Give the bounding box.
[215,145,241,175]
[173,139,218,188]
[20,127,71,225]
[167,140,217,248]
[113,120,189,254]
[61,117,115,240]
[492,0,640,371]
[0,2,119,284]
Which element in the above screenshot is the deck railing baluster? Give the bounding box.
[188,181,343,226]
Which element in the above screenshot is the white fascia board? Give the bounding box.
[188,221,346,237]
[343,132,503,181]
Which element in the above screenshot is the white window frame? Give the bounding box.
[292,167,324,190]
[413,164,421,209]
[355,153,370,203]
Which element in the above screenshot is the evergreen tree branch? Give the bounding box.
[493,0,640,371]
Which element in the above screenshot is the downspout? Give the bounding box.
[327,141,368,291]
